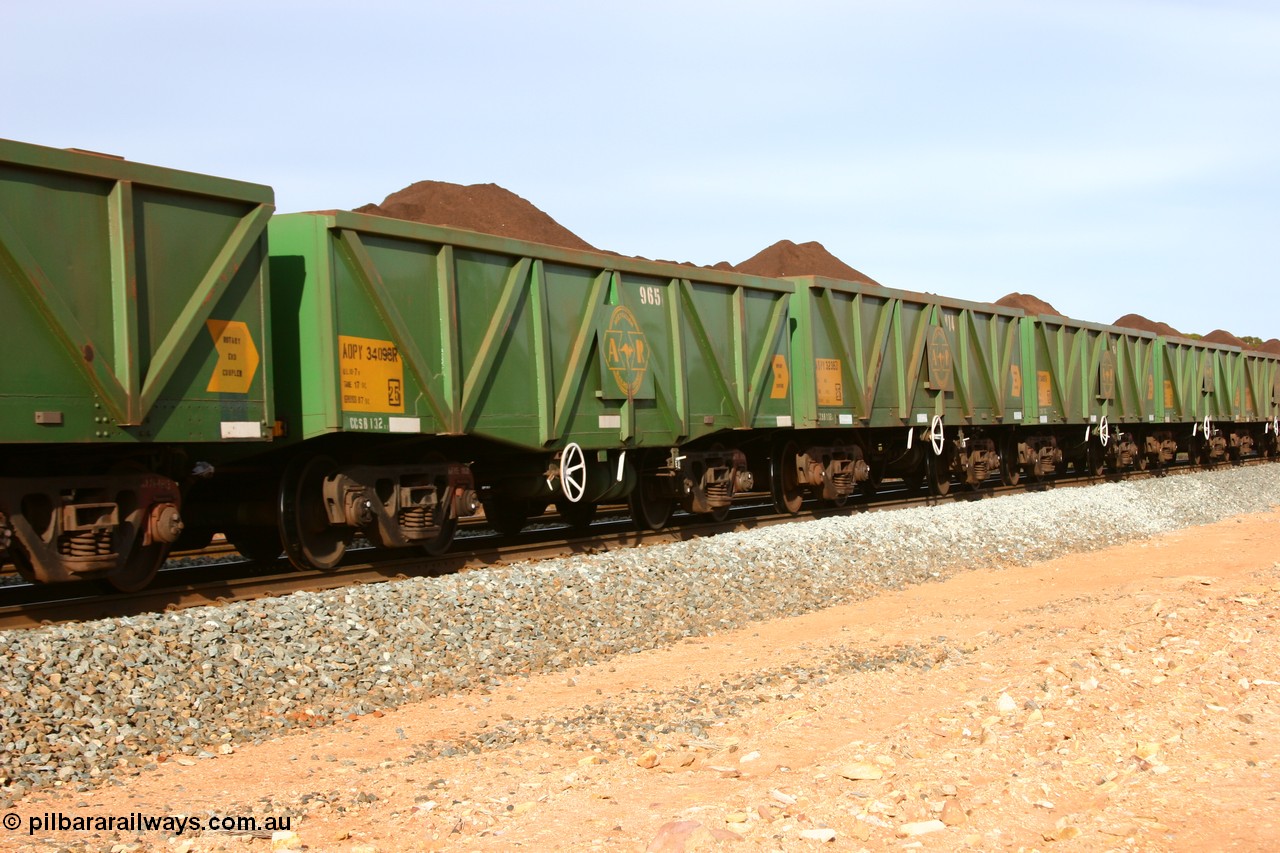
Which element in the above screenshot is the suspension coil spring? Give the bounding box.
[60,528,113,557]
[705,479,732,503]
[398,505,431,531]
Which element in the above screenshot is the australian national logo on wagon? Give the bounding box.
[599,305,655,400]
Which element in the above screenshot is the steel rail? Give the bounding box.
[1,455,1273,630]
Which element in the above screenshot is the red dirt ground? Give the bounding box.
[10,508,1280,852]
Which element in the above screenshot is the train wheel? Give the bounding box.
[927,455,951,496]
[860,471,879,499]
[8,545,37,583]
[279,454,349,571]
[1085,445,1105,478]
[1191,438,1210,468]
[555,499,597,534]
[771,441,803,515]
[106,536,167,593]
[226,527,283,563]
[422,516,457,557]
[484,497,531,536]
[629,469,675,531]
[172,526,215,553]
[999,439,1021,487]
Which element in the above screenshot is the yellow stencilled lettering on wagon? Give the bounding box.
[816,358,843,407]
[1037,371,1052,408]
[205,319,259,394]
[338,335,405,414]
[1010,364,1022,398]
[770,355,790,400]
[1164,379,1175,409]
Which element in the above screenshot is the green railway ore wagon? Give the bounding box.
[1159,337,1278,463]
[1016,318,1277,471]
[1254,350,1280,456]
[0,138,274,589]
[777,279,1280,494]
[6,136,1276,590]
[1017,315,1164,475]
[1160,336,1239,427]
[246,211,794,568]
[1242,350,1280,431]
[779,275,1025,502]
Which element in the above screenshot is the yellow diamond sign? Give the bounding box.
[770,354,790,399]
[206,319,259,394]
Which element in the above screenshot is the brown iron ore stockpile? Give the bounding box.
[1112,317,1280,353]
[994,292,1061,316]
[356,181,598,252]
[734,239,881,285]
[358,181,881,282]
[1114,313,1182,337]
[357,181,1272,346]
[1201,329,1248,348]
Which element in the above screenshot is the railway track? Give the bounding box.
[0,456,1271,630]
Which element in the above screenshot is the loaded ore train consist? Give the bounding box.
[2,138,1278,591]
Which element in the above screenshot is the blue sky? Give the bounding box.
[6,1,1277,339]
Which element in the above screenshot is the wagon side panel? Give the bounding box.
[0,139,274,446]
